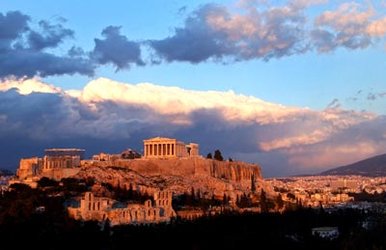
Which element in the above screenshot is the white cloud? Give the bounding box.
[367,17,386,36]
[77,77,305,124]
[0,77,61,95]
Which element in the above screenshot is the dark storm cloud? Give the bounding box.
[92,26,144,70]
[0,11,95,78]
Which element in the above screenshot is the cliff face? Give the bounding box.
[82,158,262,180]
[76,158,273,200]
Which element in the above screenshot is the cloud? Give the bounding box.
[326,98,340,109]
[0,11,147,78]
[1,77,385,177]
[27,20,74,50]
[149,1,386,63]
[149,3,308,63]
[3,2,386,76]
[0,77,61,95]
[367,91,386,100]
[312,2,386,52]
[91,26,144,70]
[0,11,95,78]
[0,11,29,46]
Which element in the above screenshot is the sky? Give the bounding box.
[0,0,386,177]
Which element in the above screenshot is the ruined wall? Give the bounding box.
[17,157,42,180]
[68,191,176,226]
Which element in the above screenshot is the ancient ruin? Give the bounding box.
[68,191,176,225]
[143,137,199,158]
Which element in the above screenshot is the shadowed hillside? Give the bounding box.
[321,154,386,177]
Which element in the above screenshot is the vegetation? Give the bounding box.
[1,184,386,250]
[349,191,386,202]
[206,150,224,161]
[2,179,386,249]
[214,149,224,161]
[101,182,153,203]
[172,188,222,210]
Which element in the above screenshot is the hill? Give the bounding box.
[321,153,386,176]
[75,158,274,199]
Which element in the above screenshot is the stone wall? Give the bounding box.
[16,157,43,180]
[41,168,81,181]
[68,191,176,226]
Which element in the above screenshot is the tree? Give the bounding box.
[228,158,233,162]
[276,194,284,210]
[214,150,223,161]
[37,177,58,187]
[287,193,296,200]
[206,153,213,159]
[251,174,256,193]
[260,189,268,213]
[223,193,230,205]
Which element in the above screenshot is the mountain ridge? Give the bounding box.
[320,153,386,176]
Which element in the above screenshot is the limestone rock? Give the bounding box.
[75,158,274,201]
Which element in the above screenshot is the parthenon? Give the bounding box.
[143,137,199,158]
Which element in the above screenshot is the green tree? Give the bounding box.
[214,150,223,161]
[206,153,213,159]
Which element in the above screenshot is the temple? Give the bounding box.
[43,148,85,170]
[143,137,199,159]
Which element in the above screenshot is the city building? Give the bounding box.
[143,137,199,159]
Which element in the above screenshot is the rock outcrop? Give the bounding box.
[76,158,273,201]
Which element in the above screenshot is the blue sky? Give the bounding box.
[2,0,386,111]
[1,0,386,176]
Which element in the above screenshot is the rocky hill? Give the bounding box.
[321,153,386,177]
[76,158,274,200]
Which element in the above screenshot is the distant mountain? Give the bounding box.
[321,153,386,177]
